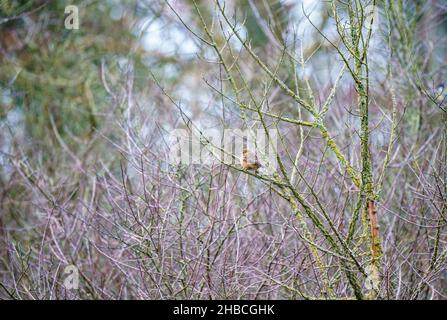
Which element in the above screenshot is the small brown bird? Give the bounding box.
[241,148,262,171]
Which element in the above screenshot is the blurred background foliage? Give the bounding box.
[1,0,146,151]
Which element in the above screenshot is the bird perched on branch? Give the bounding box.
[241,148,262,172]
[436,84,446,103]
